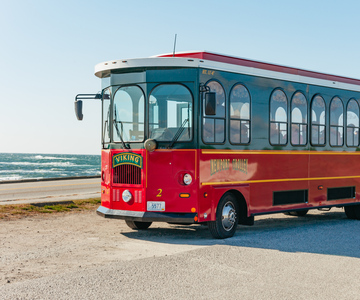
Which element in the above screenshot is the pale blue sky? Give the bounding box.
[1,0,360,154]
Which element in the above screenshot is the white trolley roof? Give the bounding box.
[94,51,360,92]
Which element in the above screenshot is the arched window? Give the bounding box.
[202,80,226,143]
[113,85,145,143]
[311,95,326,145]
[330,97,344,146]
[230,84,250,144]
[270,89,287,145]
[346,99,360,147]
[291,92,307,145]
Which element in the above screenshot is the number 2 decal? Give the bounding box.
[156,189,162,197]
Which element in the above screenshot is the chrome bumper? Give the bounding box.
[97,205,196,223]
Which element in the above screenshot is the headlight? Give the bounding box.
[183,173,192,185]
[122,190,132,202]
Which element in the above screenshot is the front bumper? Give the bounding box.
[97,205,197,223]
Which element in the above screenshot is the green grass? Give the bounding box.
[0,198,101,220]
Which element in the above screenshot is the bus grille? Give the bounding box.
[113,165,141,185]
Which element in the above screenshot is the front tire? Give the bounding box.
[125,220,152,230]
[284,209,309,217]
[208,193,239,239]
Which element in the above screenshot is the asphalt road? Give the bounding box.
[0,178,101,205]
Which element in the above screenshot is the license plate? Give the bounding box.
[147,201,165,211]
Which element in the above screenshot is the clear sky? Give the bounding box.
[1,0,360,155]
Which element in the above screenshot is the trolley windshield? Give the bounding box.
[149,84,193,142]
[102,83,193,146]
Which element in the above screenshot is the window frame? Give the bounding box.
[290,91,308,146]
[329,96,344,147]
[148,83,194,143]
[310,94,326,147]
[202,79,226,145]
[346,98,360,147]
[229,83,251,145]
[112,84,146,144]
[102,87,112,147]
[269,88,288,146]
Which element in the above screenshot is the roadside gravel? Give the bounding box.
[1,208,359,299]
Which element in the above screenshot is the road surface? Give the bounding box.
[0,178,101,205]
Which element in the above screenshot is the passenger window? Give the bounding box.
[202,81,225,143]
[330,97,344,146]
[270,89,288,145]
[230,84,250,144]
[346,99,360,147]
[291,92,308,146]
[311,95,326,145]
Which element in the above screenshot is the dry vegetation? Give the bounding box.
[0,198,101,220]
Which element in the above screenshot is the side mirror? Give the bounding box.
[75,100,83,120]
[205,92,216,115]
[74,93,101,121]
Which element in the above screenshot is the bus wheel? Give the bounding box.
[345,205,360,220]
[285,209,309,217]
[208,193,239,239]
[356,206,360,220]
[345,206,356,219]
[125,220,152,230]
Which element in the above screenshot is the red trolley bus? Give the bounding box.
[75,51,360,238]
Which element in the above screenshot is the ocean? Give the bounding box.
[0,153,101,182]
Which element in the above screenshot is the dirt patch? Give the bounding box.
[0,206,207,285]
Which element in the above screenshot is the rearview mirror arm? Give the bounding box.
[74,93,102,121]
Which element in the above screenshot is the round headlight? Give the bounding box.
[183,173,192,185]
[144,139,157,152]
[122,190,132,202]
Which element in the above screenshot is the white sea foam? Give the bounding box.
[31,155,76,160]
[0,161,76,167]
[0,176,23,181]
[0,153,100,181]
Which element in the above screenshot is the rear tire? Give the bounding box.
[345,205,360,220]
[356,206,360,220]
[208,192,239,239]
[345,206,356,219]
[125,220,152,230]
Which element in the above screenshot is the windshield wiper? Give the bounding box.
[168,118,189,149]
[114,105,130,149]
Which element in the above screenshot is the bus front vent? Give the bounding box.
[113,164,141,185]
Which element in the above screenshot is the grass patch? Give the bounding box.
[0,198,101,220]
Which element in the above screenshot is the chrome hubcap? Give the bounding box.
[221,201,236,231]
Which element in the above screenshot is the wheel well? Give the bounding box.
[227,189,253,225]
[228,189,247,216]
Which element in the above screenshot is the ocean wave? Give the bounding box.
[0,170,62,174]
[0,153,101,180]
[0,176,23,181]
[0,161,77,167]
[83,170,101,176]
[30,155,77,160]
